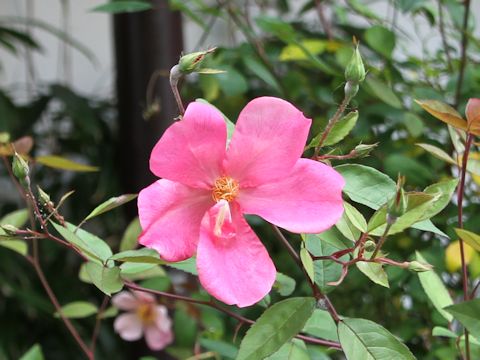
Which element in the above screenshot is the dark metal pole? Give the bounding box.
[114,0,183,211]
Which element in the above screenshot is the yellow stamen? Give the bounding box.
[212,176,239,202]
[136,304,156,325]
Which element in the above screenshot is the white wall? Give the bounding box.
[0,0,114,101]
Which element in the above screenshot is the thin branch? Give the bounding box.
[437,0,453,72]
[314,0,333,40]
[125,282,342,350]
[270,224,340,322]
[90,295,109,356]
[457,133,473,360]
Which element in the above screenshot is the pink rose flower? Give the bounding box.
[112,291,173,350]
[138,97,345,307]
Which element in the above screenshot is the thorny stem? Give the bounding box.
[457,133,473,360]
[1,156,93,359]
[370,222,393,259]
[270,225,340,322]
[125,282,342,350]
[314,95,351,158]
[90,295,109,356]
[454,0,471,108]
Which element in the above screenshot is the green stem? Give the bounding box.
[314,94,351,157]
[370,221,393,259]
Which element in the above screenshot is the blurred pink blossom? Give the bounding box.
[112,290,173,350]
[138,97,344,307]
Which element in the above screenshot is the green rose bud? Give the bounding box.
[387,175,407,224]
[354,143,378,158]
[345,45,366,84]
[1,224,19,235]
[178,47,216,74]
[364,240,377,252]
[12,153,29,186]
[408,260,433,272]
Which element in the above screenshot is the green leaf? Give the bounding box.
[305,236,347,293]
[432,326,458,338]
[368,179,457,236]
[279,40,327,61]
[308,111,358,149]
[36,155,98,172]
[54,301,98,319]
[336,201,366,242]
[243,56,282,93]
[165,257,198,275]
[454,228,480,251]
[300,247,315,282]
[335,164,396,210]
[0,239,27,256]
[444,300,480,339]
[343,202,367,233]
[256,16,296,43]
[200,338,238,359]
[416,252,453,321]
[85,262,123,296]
[364,26,396,58]
[91,1,152,13]
[99,306,118,319]
[0,209,29,227]
[367,193,436,236]
[83,194,137,222]
[273,272,296,297]
[415,99,469,132]
[416,143,456,164]
[266,339,310,360]
[365,76,402,109]
[214,66,248,97]
[19,344,44,360]
[303,309,338,341]
[120,217,141,251]
[237,297,316,360]
[338,318,415,360]
[110,248,162,263]
[356,250,389,288]
[412,219,449,238]
[52,222,112,263]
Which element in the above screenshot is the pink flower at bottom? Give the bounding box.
[112,291,173,351]
[138,97,345,307]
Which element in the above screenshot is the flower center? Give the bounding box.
[212,176,239,202]
[136,303,156,325]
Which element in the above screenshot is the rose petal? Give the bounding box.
[150,102,227,188]
[112,291,140,311]
[154,305,172,333]
[114,313,143,341]
[144,324,174,351]
[466,98,480,132]
[197,203,276,307]
[238,158,344,233]
[225,97,311,187]
[138,179,213,261]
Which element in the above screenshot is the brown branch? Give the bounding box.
[457,132,473,360]
[314,0,333,40]
[125,282,342,350]
[90,295,109,356]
